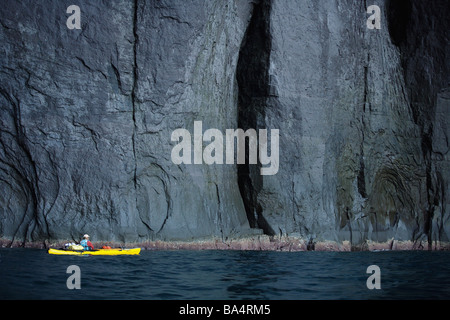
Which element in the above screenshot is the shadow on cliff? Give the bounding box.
[236,0,275,236]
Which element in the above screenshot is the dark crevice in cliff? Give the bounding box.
[215,182,224,240]
[358,54,370,199]
[236,0,275,236]
[357,149,367,199]
[132,1,156,236]
[110,62,125,96]
[386,0,412,47]
[131,0,139,191]
[154,164,173,235]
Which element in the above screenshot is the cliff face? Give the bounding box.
[263,0,450,248]
[0,0,448,248]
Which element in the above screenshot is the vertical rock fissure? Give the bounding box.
[236,0,275,236]
[131,0,156,237]
[131,0,139,191]
[215,182,224,240]
[358,54,370,199]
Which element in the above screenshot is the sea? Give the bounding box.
[1,248,449,300]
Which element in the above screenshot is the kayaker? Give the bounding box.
[80,234,95,251]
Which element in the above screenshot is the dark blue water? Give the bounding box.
[1,248,449,300]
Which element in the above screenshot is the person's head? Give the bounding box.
[83,234,90,240]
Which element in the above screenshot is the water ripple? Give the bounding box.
[1,249,450,299]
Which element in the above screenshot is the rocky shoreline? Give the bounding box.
[2,236,450,252]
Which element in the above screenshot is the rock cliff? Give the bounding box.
[0,0,448,248]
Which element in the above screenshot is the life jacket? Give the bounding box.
[80,239,92,250]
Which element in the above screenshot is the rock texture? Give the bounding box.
[0,0,448,248]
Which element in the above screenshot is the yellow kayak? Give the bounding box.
[48,248,141,256]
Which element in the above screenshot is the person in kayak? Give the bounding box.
[80,234,95,251]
